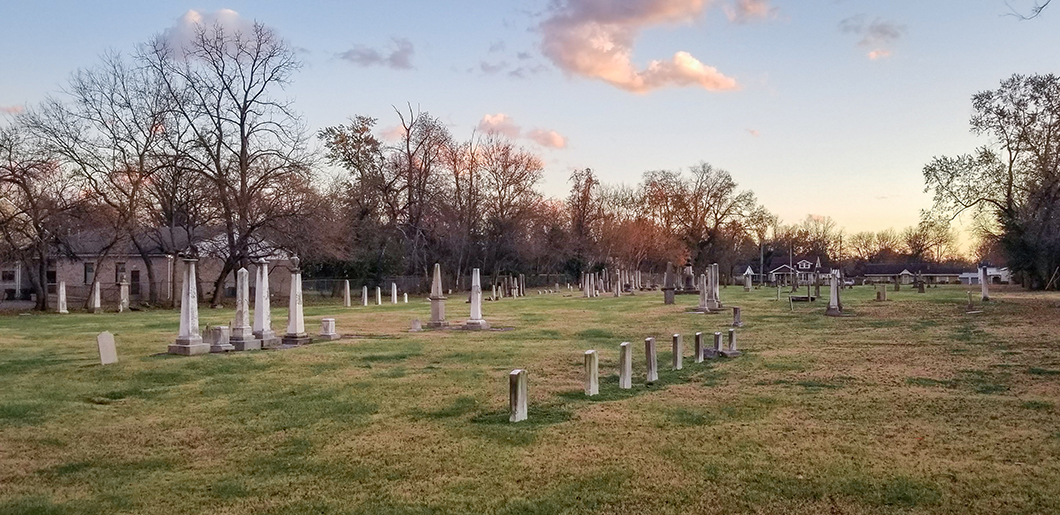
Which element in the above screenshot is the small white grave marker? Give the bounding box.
[97,331,118,365]
[584,350,599,396]
[619,342,632,389]
[509,369,528,423]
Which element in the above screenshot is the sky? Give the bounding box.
[1,1,1058,248]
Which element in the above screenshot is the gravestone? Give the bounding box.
[917,273,926,294]
[343,280,351,307]
[404,293,408,303]
[90,281,102,313]
[253,259,280,348]
[362,285,368,306]
[208,325,233,353]
[282,257,311,346]
[410,319,423,332]
[697,274,709,312]
[509,369,528,423]
[169,256,209,355]
[376,286,382,306]
[645,337,658,382]
[619,342,632,389]
[391,282,398,304]
[825,270,842,316]
[663,262,676,305]
[319,318,340,340]
[519,274,525,297]
[712,263,722,309]
[465,268,490,330]
[732,306,743,327]
[97,331,118,365]
[584,350,599,396]
[118,277,129,313]
[230,267,260,351]
[712,332,723,358]
[744,271,752,292]
[428,263,447,328]
[672,334,683,370]
[980,266,990,301]
[57,281,68,314]
[694,332,704,363]
[720,328,742,357]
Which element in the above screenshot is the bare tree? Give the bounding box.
[142,19,313,305]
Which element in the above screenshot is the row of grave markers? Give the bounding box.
[510,329,743,422]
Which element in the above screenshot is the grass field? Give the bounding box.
[1,284,1059,514]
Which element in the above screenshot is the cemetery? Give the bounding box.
[1,275,1058,514]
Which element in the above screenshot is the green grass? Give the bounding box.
[1,284,1059,514]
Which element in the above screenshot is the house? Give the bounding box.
[739,255,832,286]
[958,266,1011,285]
[863,263,967,285]
[0,228,293,309]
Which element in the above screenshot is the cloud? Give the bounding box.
[162,9,255,50]
[488,40,506,53]
[839,15,905,59]
[539,0,738,93]
[527,129,568,149]
[480,61,509,74]
[338,37,414,69]
[1,105,24,115]
[380,125,407,141]
[516,51,533,60]
[746,128,760,137]
[508,64,549,79]
[724,0,777,23]
[477,113,568,149]
[477,113,522,138]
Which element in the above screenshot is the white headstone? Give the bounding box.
[57,281,68,314]
[428,263,446,327]
[645,337,658,382]
[231,268,260,350]
[97,331,118,365]
[319,317,340,340]
[694,332,704,363]
[343,280,351,307]
[90,281,102,313]
[466,268,489,330]
[404,292,408,303]
[209,325,233,353]
[376,286,381,306]
[509,369,528,423]
[283,259,309,345]
[253,259,278,347]
[672,334,683,370]
[826,271,842,316]
[362,285,368,306]
[118,279,129,312]
[584,350,599,396]
[619,342,632,389]
[980,266,990,301]
[392,282,398,304]
[169,258,208,355]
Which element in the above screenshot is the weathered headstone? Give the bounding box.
[697,273,709,312]
[169,257,209,355]
[720,328,742,357]
[980,266,990,301]
[584,350,599,396]
[57,281,68,314]
[118,277,129,313]
[713,331,723,357]
[282,257,311,346]
[509,369,528,423]
[663,262,676,305]
[391,282,398,304]
[645,337,658,382]
[230,268,260,351]
[619,342,632,389]
[466,268,490,330]
[519,274,525,297]
[672,334,683,370]
[319,317,340,340]
[208,325,233,353]
[376,286,382,306]
[404,293,408,303]
[410,319,423,332]
[825,271,842,316]
[744,271,752,292]
[694,332,704,362]
[732,306,744,327]
[712,263,722,309]
[97,331,118,365]
[253,259,279,347]
[90,281,102,313]
[343,280,351,307]
[428,263,447,328]
[362,285,368,306]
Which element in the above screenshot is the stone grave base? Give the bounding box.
[825,307,843,317]
[281,333,313,346]
[230,337,262,351]
[464,319,491,330]
[317,333,341,341]
[719,349,742,358]
[168,337,209,356]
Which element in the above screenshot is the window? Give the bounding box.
[130,270,140,295]
[115,262,126,283]
[84,263,95,284]
[1,270,14,282]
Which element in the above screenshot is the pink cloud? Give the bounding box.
[868,49,891,60]
[379,125,407,141]
[162,9,255,50]
[746,128,760,137]
[477,113,522,138]
[0,105,24,115]
[527,129,568,149]
[540,0,738,93]
[724,0,777,23]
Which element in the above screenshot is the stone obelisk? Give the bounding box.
[465,268,489,330]
[253,258,280,348]
[169,254,209,355]
[391,282,398,304]
[230,267,260,350]
[57,281,68,314]
[825,270,843,316]
[428,263,447,328]
[343,280,351,307]
[282,257,311,345]
[118,275,129,313]
[663,262,675,305]
[90,281,102,313]
[362,285,368,306]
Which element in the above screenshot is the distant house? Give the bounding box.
[0,228,292,308]
[739,255,832,285]
[958,266,1011,285]
[863,263,967,285]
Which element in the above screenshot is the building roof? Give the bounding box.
[863,263,968,276]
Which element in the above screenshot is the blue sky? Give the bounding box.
[2,1,1058,245]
